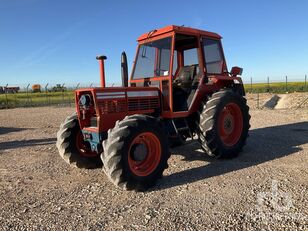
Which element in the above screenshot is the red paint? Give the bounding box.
[98,59,106,88]
[137,25,221,42]
[76,87,161,131]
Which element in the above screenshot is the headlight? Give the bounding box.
[79,94,91,106]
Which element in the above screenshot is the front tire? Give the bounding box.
[196,89,250,158]
[101,115,170,191]
[56,113,102,168]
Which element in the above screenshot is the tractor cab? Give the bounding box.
[129,25,230,117]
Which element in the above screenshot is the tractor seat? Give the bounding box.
[174,65,196,85]
[173,65,197,89]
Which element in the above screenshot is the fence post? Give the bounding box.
[305,74,307,89]
[250,77,253,93]
[285,75,288,92]
[267,76,270,92]
[62,83,65,104]
[257,91,259,109]
[26,84,30,105]
[14,88,17,107]
[5,84,8,109]
[45,83,49,105]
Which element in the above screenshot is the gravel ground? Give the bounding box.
[0,101,307,230]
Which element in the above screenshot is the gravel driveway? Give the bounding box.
[0,106,307,230]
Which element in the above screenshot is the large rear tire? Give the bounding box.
[101,115,170,191]
[56,113,102,168]
[196,89,250,158]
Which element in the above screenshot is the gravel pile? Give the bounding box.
[0,101,307,230]
[246,92,308,110]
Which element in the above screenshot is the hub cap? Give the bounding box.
[218,103,243,146]
[75,131,97,157]
[128,132,161,176]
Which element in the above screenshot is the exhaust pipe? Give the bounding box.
[96,55,107,88]
[121,52,128,87]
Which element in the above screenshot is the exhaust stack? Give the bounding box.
[96,55,107,88]
[121,52,128,87]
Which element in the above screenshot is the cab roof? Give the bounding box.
[137,25,222,42]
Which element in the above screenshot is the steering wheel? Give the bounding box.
[155,68,168,76]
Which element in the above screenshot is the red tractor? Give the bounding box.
[57,25,250,191]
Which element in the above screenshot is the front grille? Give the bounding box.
[98,100,127,114]
[128,98,159,111]
[96,91,160,114]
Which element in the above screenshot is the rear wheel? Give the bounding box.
[56,113,102,168]
[196,89,250,158]
[101,115,170,191]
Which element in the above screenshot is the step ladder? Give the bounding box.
[171,118,194,140]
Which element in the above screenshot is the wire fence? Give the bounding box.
[243,75,308,109]
[0,83,105,109]
[0,76,307,109]
[245,75,307,94]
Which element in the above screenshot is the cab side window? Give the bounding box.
[184,48,198,66]
[172,51,178,75]
[203,38,223,74]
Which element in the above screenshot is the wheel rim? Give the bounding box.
[128,132,161,177]
[218,102,243,147]
[75,131,97,158]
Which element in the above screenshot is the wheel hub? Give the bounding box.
[76,131,97,157]
[223,114,234,135]
[218,103,243,147]
[128,132,162,177]
[130,143,148,161]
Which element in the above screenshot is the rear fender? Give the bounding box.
[208,76,245,96]
[188,76,245,114]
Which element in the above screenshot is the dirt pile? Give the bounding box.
[261,93,308,109]
[275,93,308,109]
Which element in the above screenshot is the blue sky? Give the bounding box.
[0,0,308,86]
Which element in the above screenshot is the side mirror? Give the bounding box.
[230,66,243,77]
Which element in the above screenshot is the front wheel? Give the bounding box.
[196,89,250,158]
[101,115,170,191]
[56,113,102,168]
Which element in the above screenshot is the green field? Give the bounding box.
[0,91,74,109]
[0,81,307,108]
[244,81,307,93]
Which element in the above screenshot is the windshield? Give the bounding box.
[132,37,172,79]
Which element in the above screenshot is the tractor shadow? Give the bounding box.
[154,121,308,190]
[0,127,30,135]
[0,138,56,151]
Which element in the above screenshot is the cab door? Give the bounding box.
[202,37,227,75]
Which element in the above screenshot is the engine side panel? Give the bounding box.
[76,87,161,133]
